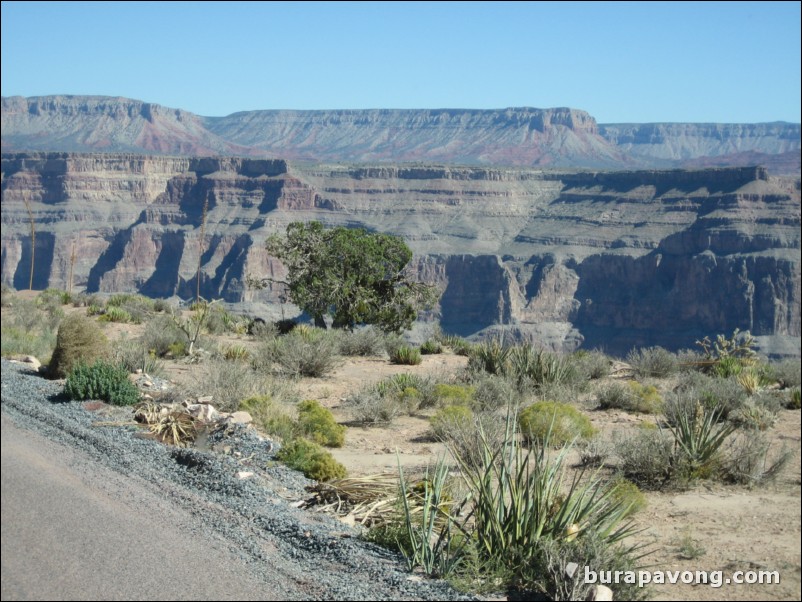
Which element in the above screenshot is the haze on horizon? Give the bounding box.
[1,1,800,124]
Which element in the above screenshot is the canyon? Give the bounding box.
[2,152,799,357]
[3,96,800,174]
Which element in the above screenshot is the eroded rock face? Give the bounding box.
[4,96,800,174]
[2,153,799,357]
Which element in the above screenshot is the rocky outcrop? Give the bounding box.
[2,153,799,357]
[4,96,800,174]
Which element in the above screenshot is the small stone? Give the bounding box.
[229,411,252,425]
[196,395,213,404]
[565,561,579,579]
[22,355,42,371]
[586,585,614,601]
[186,403,219,422]
[237,471,254,480]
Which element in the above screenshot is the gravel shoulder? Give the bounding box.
[0,359,470,601]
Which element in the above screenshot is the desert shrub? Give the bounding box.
[262,329,341,377]
[420,339,443,355]
[714,355,746,378]
[296,400,346,447]
[347,386,406,425]
[616,428,677,488]
[597,381,662,414]
[729,396,780,431]
[430,405,474,441]
[772,359,801,389]
[670,371,747,421]
[508,346,578,390]
[221,343,250,361]
[519,402,594,446]
[239,395,296,443]
[627,346,679,378]
[111,337,165,378]
[106,293,155,324]
[669,401,736,480]
[247,319,277,340]
[372,373,437,412]
[721,432,793,486]
[0,297,59,362]
[37,288,71,309]
[141,314,188,357]
[577,435,612,467]
[788,388,801,410]
[471,374,519,411]
[99,305,133,323]
[192,359,272,412]
[390,345,422,366]
[433,383,475,407]
[522,534,649,602]
[47,314,109,378]
[65,360,140,406]
[608,476,647,516]
[337,326,385,356]
[467,338,509,375]
[572,350,611,380]
[276,438,346,481]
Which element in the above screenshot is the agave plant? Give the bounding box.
[150,411,198,447]
[670,401,735,476]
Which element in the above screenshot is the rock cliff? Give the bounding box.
[3,96,800,174]
[2,153,799,357]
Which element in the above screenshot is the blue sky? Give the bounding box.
[2,1,800,123]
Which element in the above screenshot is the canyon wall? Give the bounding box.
[2,152,799,357]
[4,96,800,174]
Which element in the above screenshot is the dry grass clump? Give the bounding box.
[47,313,109,378]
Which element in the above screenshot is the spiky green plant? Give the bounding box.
[671,402,736,477]
[390,345,422,365]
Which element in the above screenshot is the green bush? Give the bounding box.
[433,383,475,407]
[608,476,647,516]
[467,338,509,375]
[615,428,677,489]
[99,305,133,323]
[670,371,747,421]
[519,402,594,446]
[430,405,474,440]
[239,395,296,443]
[390,345,422,365]
[420,339,443,355]
[65,360,140,406]
[508,346,578,390]
[0,297,59,362]
[276,438,347,481]
[337,326,385,356]
[47,314,109,379]
[788,388,801,410]
[263,329,341,377]
[773,359,801,389]
[141,314,188,357]
[347,387,406,424]
[471,374,519,411]
[572,350,611,380]
[597,381,662,414]
[627,346,678,378]
[296,400,346,447]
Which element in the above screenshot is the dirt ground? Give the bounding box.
[17,297,802,601]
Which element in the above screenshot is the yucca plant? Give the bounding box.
[390,345,422,366]
[458,419,641,567]
[398,457,466,577]
[151,410,198,447]
[468,337,509,375]
[671,401,736,477]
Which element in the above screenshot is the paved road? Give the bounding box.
[1,413,278,601]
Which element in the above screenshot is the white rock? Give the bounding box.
[228,411,252,425]
[186,403,219,422]
[237,471,254,480]
[586,585,614,601]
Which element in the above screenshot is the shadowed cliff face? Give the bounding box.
[2,153,799,357]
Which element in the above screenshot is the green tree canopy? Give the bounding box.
[263,221,437,333]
